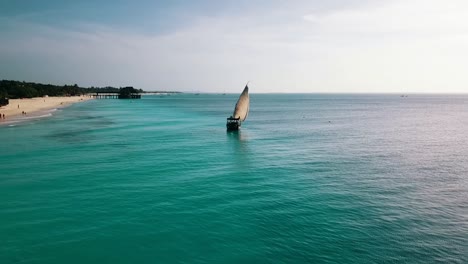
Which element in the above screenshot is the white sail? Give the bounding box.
[232,85,249,122]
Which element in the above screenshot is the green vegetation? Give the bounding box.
[0,85,8,106]
[118,86,140,99]
[0,97,8,107]
[0,80,144,101]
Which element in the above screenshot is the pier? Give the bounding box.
[91,92,141,99]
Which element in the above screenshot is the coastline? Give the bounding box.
[0,95,93,124]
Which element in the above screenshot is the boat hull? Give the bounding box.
[226,117,241,131]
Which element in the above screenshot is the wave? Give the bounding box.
[0,109,57,126]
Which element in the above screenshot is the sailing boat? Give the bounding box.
[226,83,250,131]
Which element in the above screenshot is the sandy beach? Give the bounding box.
[0,95,93,120]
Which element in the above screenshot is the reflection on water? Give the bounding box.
[226,129,252,168]
[227,129,253,148]
[226,129,249,142]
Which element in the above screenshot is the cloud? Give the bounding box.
[303,0,468,36]
[1,0,468,93]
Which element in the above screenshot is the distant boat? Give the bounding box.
[226,83,249,131]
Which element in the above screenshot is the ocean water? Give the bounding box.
[0,94,467,263]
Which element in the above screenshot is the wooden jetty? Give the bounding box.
[91,92,141,99]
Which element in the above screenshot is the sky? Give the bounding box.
[1,0,468,93]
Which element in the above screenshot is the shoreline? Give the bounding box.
[0,95,93,125]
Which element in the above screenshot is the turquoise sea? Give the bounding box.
[1,94,467,263]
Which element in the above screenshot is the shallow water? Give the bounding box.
[1,94,467,263]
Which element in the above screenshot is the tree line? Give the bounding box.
[0,80,143,100]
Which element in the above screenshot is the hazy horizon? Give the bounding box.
[1,0,468,93]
